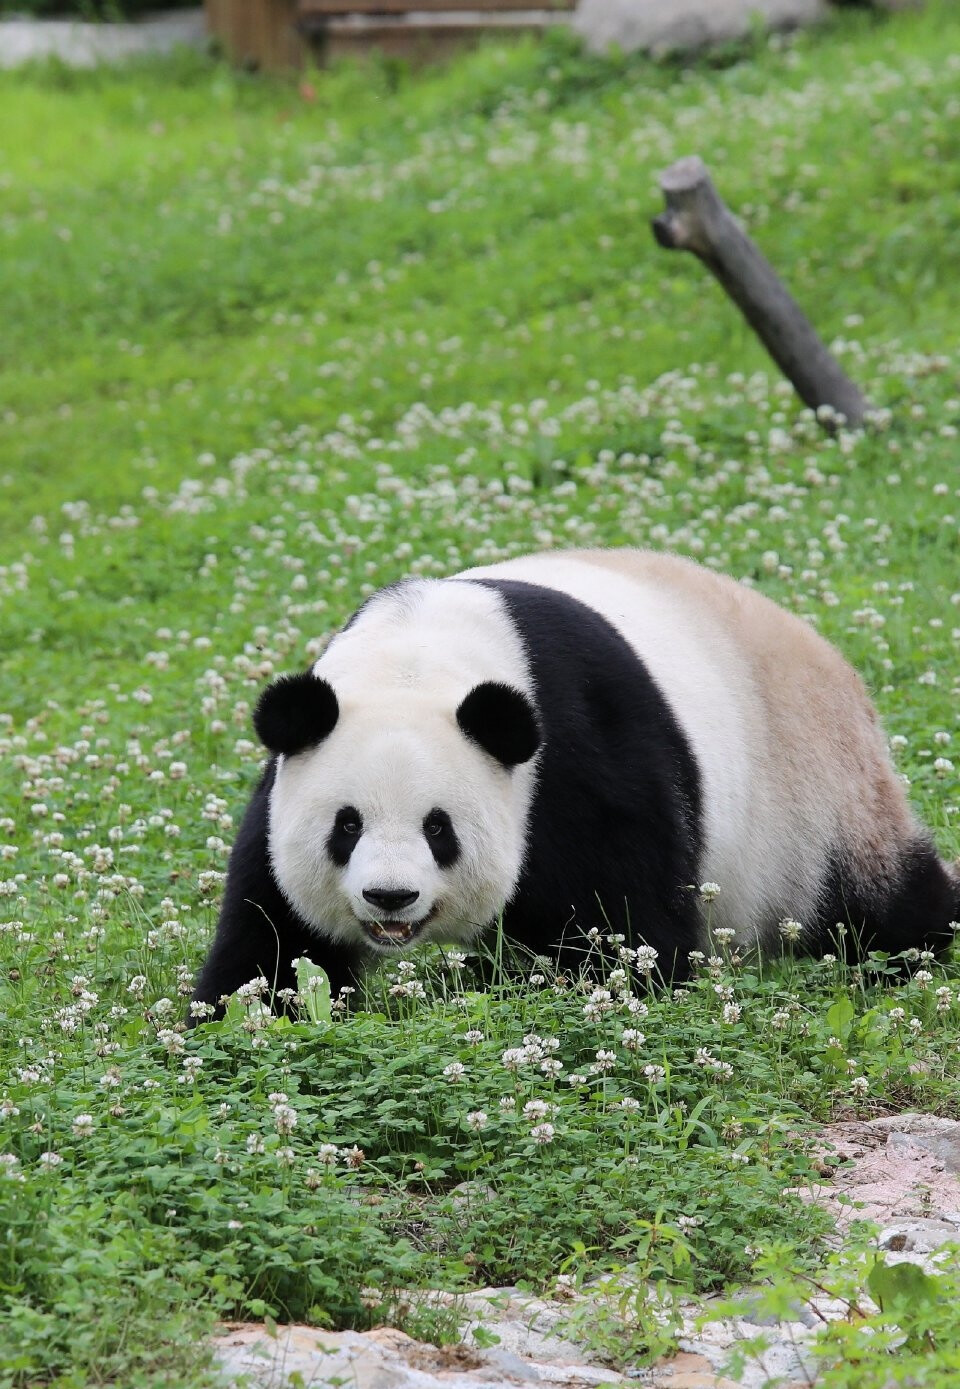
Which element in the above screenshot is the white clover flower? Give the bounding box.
[246,1134,265,1155]
[236,976,269,1000]
[582,987,613,1022]
[676,1214,703,1231]
[390,979,426,1000]
[156,1028,185,1056]
[318,1143,339,1167]
[621,1029,646,1051]
[360,1287,384,1309]
[443,1062,466,1083]
[445,951,467,970]
[530,1123,555,1145]
[634,946,659,974]
[778,918,803,942]
[622,996,648,1018]
[72,1114,95,1138]
[722,1002,742,1025]
[643,1064,666,1084]
[699,882,722,902]
[38,1151,63,1169]
[914,970,933,989]
[465,1110,488,1132]
[460,1029,484,1046]
[617,1097,641,1113]
[592,1049,616,1074]
[498,1096,516,1111]
[275,1146,296,1168]
[501,1048,526,1072]
[341,1145,365,1169]
[273,1104,298,1135]
[540,1058,563,1077]
[523,1099,551,1122]
[850,1076,869,1097]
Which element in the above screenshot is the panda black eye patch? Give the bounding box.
[328,805,363,867]
[423,808,460,869]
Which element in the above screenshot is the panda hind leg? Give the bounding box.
[819,840,959,962]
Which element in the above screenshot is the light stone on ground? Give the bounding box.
[803,1111,960,1259]
[215,1114,960,1389]
[0,9,206,68]
[572,0,828,57]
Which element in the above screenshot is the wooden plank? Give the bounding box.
[320,14,560,60]
[206,0,306,68]
[299,0,574,14]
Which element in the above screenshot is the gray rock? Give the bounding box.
[878,1218,960,1254]
[868,1113,960,1174]
[729,1289,821,1329]
[573,0,827,58]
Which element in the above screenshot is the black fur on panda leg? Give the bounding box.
[189,760,363,1024]
[817,839,960,963]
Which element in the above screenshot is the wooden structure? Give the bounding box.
[205,0,576,69]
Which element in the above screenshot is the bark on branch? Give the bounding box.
[652,156,868,427]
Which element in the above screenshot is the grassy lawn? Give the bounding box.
[2,5,960,1385]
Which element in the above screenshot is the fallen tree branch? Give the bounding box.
[652,155,868,427]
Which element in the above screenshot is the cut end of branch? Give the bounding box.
[659,154,710,196]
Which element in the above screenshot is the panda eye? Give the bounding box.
[423,808,460,868]
[336,807,362,837]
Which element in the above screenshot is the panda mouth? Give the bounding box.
[362,906,438,949]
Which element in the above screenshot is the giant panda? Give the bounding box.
[192,548,959,1017]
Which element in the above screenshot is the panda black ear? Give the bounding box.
[253,674,339,756]
[456,682,541,768]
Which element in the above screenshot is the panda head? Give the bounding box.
[253,671,541,954]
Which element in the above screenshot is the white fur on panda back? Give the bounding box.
[457,549,914,946]
[457,551,786,940]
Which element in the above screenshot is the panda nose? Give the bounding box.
[363,887,420,914]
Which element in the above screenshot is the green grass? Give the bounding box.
[3,4,960,1384]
